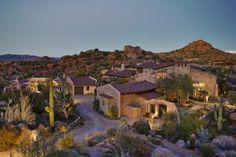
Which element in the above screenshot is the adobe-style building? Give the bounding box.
[132,61,218,97]
[67,76,97,95]
[96,80,178,120]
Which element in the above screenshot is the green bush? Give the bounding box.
[162,120,177,140]
[200,144,215,157]
[161,114,178,141]
[178,112,205,140]
[59,134,77,149]
[107,105,118,119]
[107,128,117,137]
[116,130,152,157]
[133,120,151,135]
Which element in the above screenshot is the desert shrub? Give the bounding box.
[161,114,178,141]
[93,99,100,111]
[178,112,205,140]
[107,105,118,119]
[196,127,209,144]
[0,95,36,125]
[59,134,77,149]
[133,120,150,135]
[148,138,161,145]
[16,133,47,157]
[0,125,21,151]
[200,144,215,157]
[116,130,152,157]
[107,128,117,137]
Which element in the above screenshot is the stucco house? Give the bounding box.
[132,61,218,97]
[96,80,178,120]
[67,76,97,95]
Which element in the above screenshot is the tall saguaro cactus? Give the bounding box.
[45,79,54,128]
[214,95,225,132]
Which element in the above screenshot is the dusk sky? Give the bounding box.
[0,0,236,57]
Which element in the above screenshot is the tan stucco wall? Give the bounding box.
[125,106,142,119]
[83,85,96,95]
[190,68,218,96]
[96,84,121,116]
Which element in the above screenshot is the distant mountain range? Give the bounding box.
[0,54,59,61]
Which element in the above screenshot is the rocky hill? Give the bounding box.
[158,40,236,65]
[0,40,236,80]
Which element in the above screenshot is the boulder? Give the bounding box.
[176,140,186,148]
[151,146,178,157]
[212,135,236,150]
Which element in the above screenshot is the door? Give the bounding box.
[75,87,83,95]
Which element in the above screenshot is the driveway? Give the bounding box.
[70,97,121,141]
[72,95,95,104]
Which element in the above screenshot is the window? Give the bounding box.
[86,86,90,90]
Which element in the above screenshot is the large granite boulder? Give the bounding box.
[176,140,186,148]
[151,146,179,157]
[212,135,236,150]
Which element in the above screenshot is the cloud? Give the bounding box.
[226,50,236,53]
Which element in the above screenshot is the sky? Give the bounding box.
[0,0,236,57]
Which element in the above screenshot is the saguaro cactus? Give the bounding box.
[214,95,225,132]
[45,79,54,128]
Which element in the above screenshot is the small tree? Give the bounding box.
[158,74,193,104]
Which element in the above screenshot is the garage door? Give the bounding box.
[75,87,83,95]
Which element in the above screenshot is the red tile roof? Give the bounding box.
[100,94,114,99]
[69,76,97,87]
[112,81,157,94]
[138,91,160,100]
[107,70,136,78]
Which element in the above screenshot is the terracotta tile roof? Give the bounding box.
[107,70,136,78]
[100,94,114,99]
[112,81,157,94]
[137,62,174,70]
[69,76,97,87]
[138,91,160,100]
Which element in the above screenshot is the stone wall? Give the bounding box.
[133,73,156,83]
[190,68,218,96]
